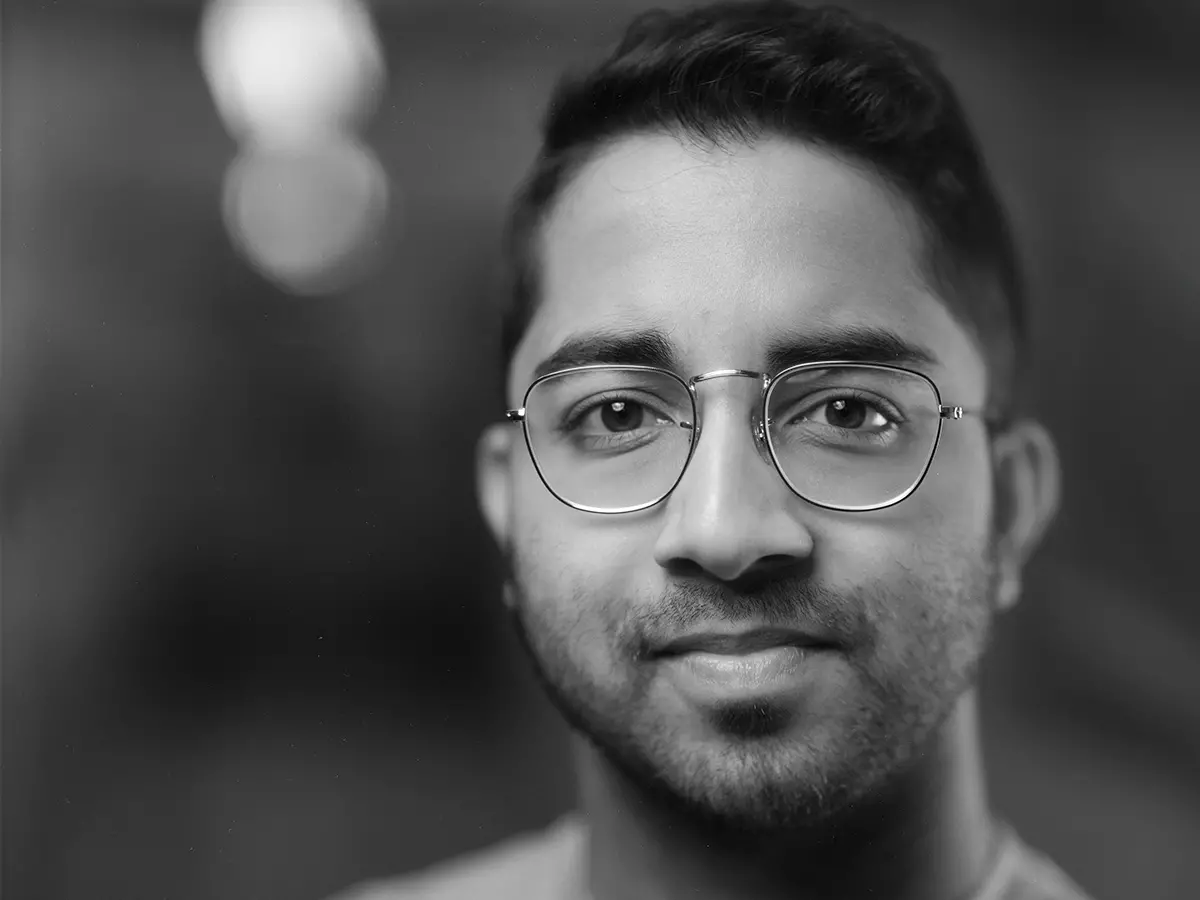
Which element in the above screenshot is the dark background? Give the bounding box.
[4,1,1200,898]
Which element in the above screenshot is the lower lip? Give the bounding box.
[659,645,832,704]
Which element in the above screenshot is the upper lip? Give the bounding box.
[655,627,836,657]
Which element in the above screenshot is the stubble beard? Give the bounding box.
[502,543,999,838]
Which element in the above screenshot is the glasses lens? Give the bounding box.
[524,367,695,511]
[767,365,942,509]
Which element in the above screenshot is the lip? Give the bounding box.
[654,627,836,657]
[659,643,837,706]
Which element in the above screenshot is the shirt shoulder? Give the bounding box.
[326,815,586,900]
[984,827,1095,900]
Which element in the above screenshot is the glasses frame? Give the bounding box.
[505,361,985,514]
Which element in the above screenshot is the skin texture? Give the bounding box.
[478,133,1060,900]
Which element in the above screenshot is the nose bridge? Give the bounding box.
[655,368,811,581]
[682,370,774,491]
[689,368,766,388]
[689,369,770,462]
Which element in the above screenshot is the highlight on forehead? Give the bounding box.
[547,134,925,263]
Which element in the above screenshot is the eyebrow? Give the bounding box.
[532,328,680,380]
[763,326,938,373]
[531,324,938,381]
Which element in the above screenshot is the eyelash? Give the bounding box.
[561,392,670,433]
[788,390,904,426]
[562,391,906,428]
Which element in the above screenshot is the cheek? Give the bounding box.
[921,425,995,529]
[511,490,649,668]
[818,451,992,587]
[513,450,656,576]
[816,443,995,655]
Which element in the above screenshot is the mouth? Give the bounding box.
[654,627,838,658]
[653,628,842,707]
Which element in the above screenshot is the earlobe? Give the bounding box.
[991,419,1062,611]
[476,423,516,556]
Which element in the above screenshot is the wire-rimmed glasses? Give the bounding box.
[505,362,983,514]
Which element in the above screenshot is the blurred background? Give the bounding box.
[4,0,1199,898]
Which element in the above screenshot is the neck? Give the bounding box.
[574,691,998,900]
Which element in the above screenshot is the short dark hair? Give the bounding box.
[502,0,1026,420]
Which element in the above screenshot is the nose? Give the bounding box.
[652,395,815,584]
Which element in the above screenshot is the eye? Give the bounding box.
[802,396,892,431]
[584,399,665,433]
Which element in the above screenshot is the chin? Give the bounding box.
[629,736,856,834]
[593,706,882,834]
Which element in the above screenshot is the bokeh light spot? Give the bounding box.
[222,138,391,296]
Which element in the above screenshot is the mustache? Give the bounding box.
[499,547,866,651]
[626,577,866,655]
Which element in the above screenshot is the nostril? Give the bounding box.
[732,555,812,590]
[659,554,812,591]
[660,558,708,580]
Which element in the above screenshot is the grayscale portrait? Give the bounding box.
[5,2,1198,900]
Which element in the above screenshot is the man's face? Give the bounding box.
[493,134,999,831]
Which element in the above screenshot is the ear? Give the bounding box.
[476,422,517,559]
[990,419,1062,612]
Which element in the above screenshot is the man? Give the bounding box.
[337,2,1091,898]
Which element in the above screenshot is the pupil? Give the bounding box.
[600,400,644,432]
[827,398,867,429]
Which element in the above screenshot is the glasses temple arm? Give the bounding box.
[940,405,1011,432]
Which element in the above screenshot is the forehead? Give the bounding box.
[512,133,984,398]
